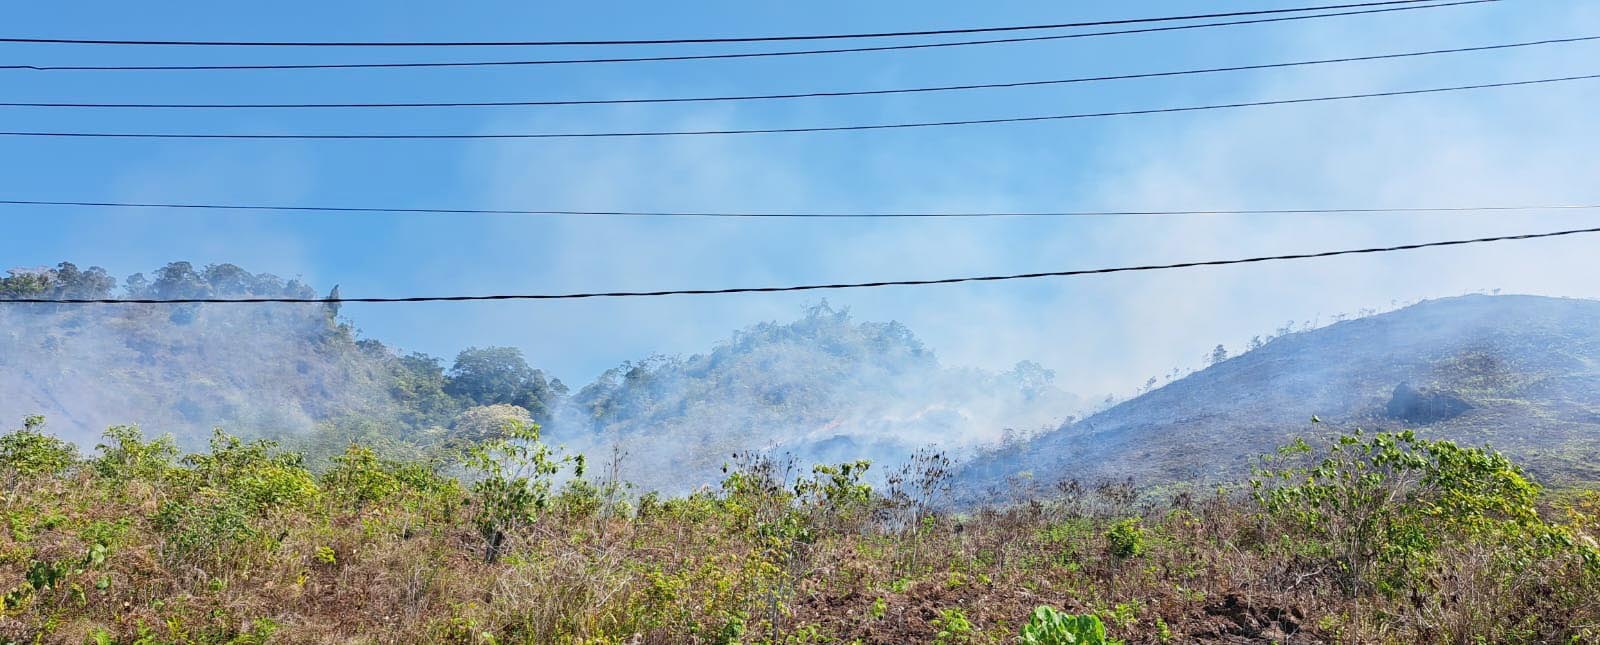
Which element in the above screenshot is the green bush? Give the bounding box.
[0,416,77,484]
[465,419,583,562]
[1105,518,1145,559]
[182,431,320,512]
[793,460,872,509]
[153,489,257,571]
[1252,429,1565,593]
[931,607,974,644]
[322,443,456,508]
[93,424,178,482]
[1019,607,1122,645]
[0,414,1592,643]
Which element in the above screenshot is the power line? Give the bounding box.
[0,1,1464,47]
[5,225,1596,304]
[3,199,1598,219]
[6,34,1591,110]
[0,1,1493,72]
[3,73,1593,141]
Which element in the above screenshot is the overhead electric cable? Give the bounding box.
[3,199,1598,219]
[4,225,1597,305]
[3,72,1592,141]
[0,1,1472,47]
[5,34,1590,109]
[0,1,1493,72]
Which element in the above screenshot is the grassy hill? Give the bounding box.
[960,294,1600,497]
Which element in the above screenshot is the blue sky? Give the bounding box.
[3,0,1599,396]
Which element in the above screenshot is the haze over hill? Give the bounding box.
[960,294,1600,497]
[0,262,396,443]
[548,302,1083,490]
[0,262,571,459]
[2,262,1084,486]
[9,261,1600,495]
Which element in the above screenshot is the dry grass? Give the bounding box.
[0,428,1596,644]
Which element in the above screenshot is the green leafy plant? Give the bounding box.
[0,416,77,487]
[1155,617,1173,642]
[153,489,257,572]
[183,431,320,512]
[931,607,974,644]
[464,419,583,562]
[92,424,178,482]
[1105,518,1145,559]
[793,460,872,509]
[1019,607,1122,645]
[1252,429,1564,594]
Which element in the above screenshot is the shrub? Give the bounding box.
[931,607,974,644]
[1252,429,1563,593]
[1105,518,1145,559]
[793,460,872,532]
[0,416,1594,643]
[0,416,77,485]
[182,431,319,512]
[1019,607,1122,645]
[322,443,456,508]
[153,489,257,571]
[93,424,178,482]
[793,460,872,509]
[464,419,583,562]
[551,478,605,519]
[322,444,406,505]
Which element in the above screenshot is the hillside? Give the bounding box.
[552,302,1082,491]
[17,263,1597,499]
[0,262,393,444]
[5,269,1600,643]
[1,264,1082,485]
[0,262,564,456]
[959,294,1600,496]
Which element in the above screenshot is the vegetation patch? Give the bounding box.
[0,414,1594,643]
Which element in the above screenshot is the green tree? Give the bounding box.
[392,352,457,427]
[446,346,564,419]
[0,268,51,299]
[199,263,255,295]
[324,284,342,319]
[449,404,533,447]
[148,261,210,299]
[465,419,582,562]
[47,262,116,299]
[0,262,114,300]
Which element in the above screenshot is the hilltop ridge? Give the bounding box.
[959,294,1600,495]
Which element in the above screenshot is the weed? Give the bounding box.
[1106,519,1145,559]
[931,608,974,644]
[1019,607,1121,645]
